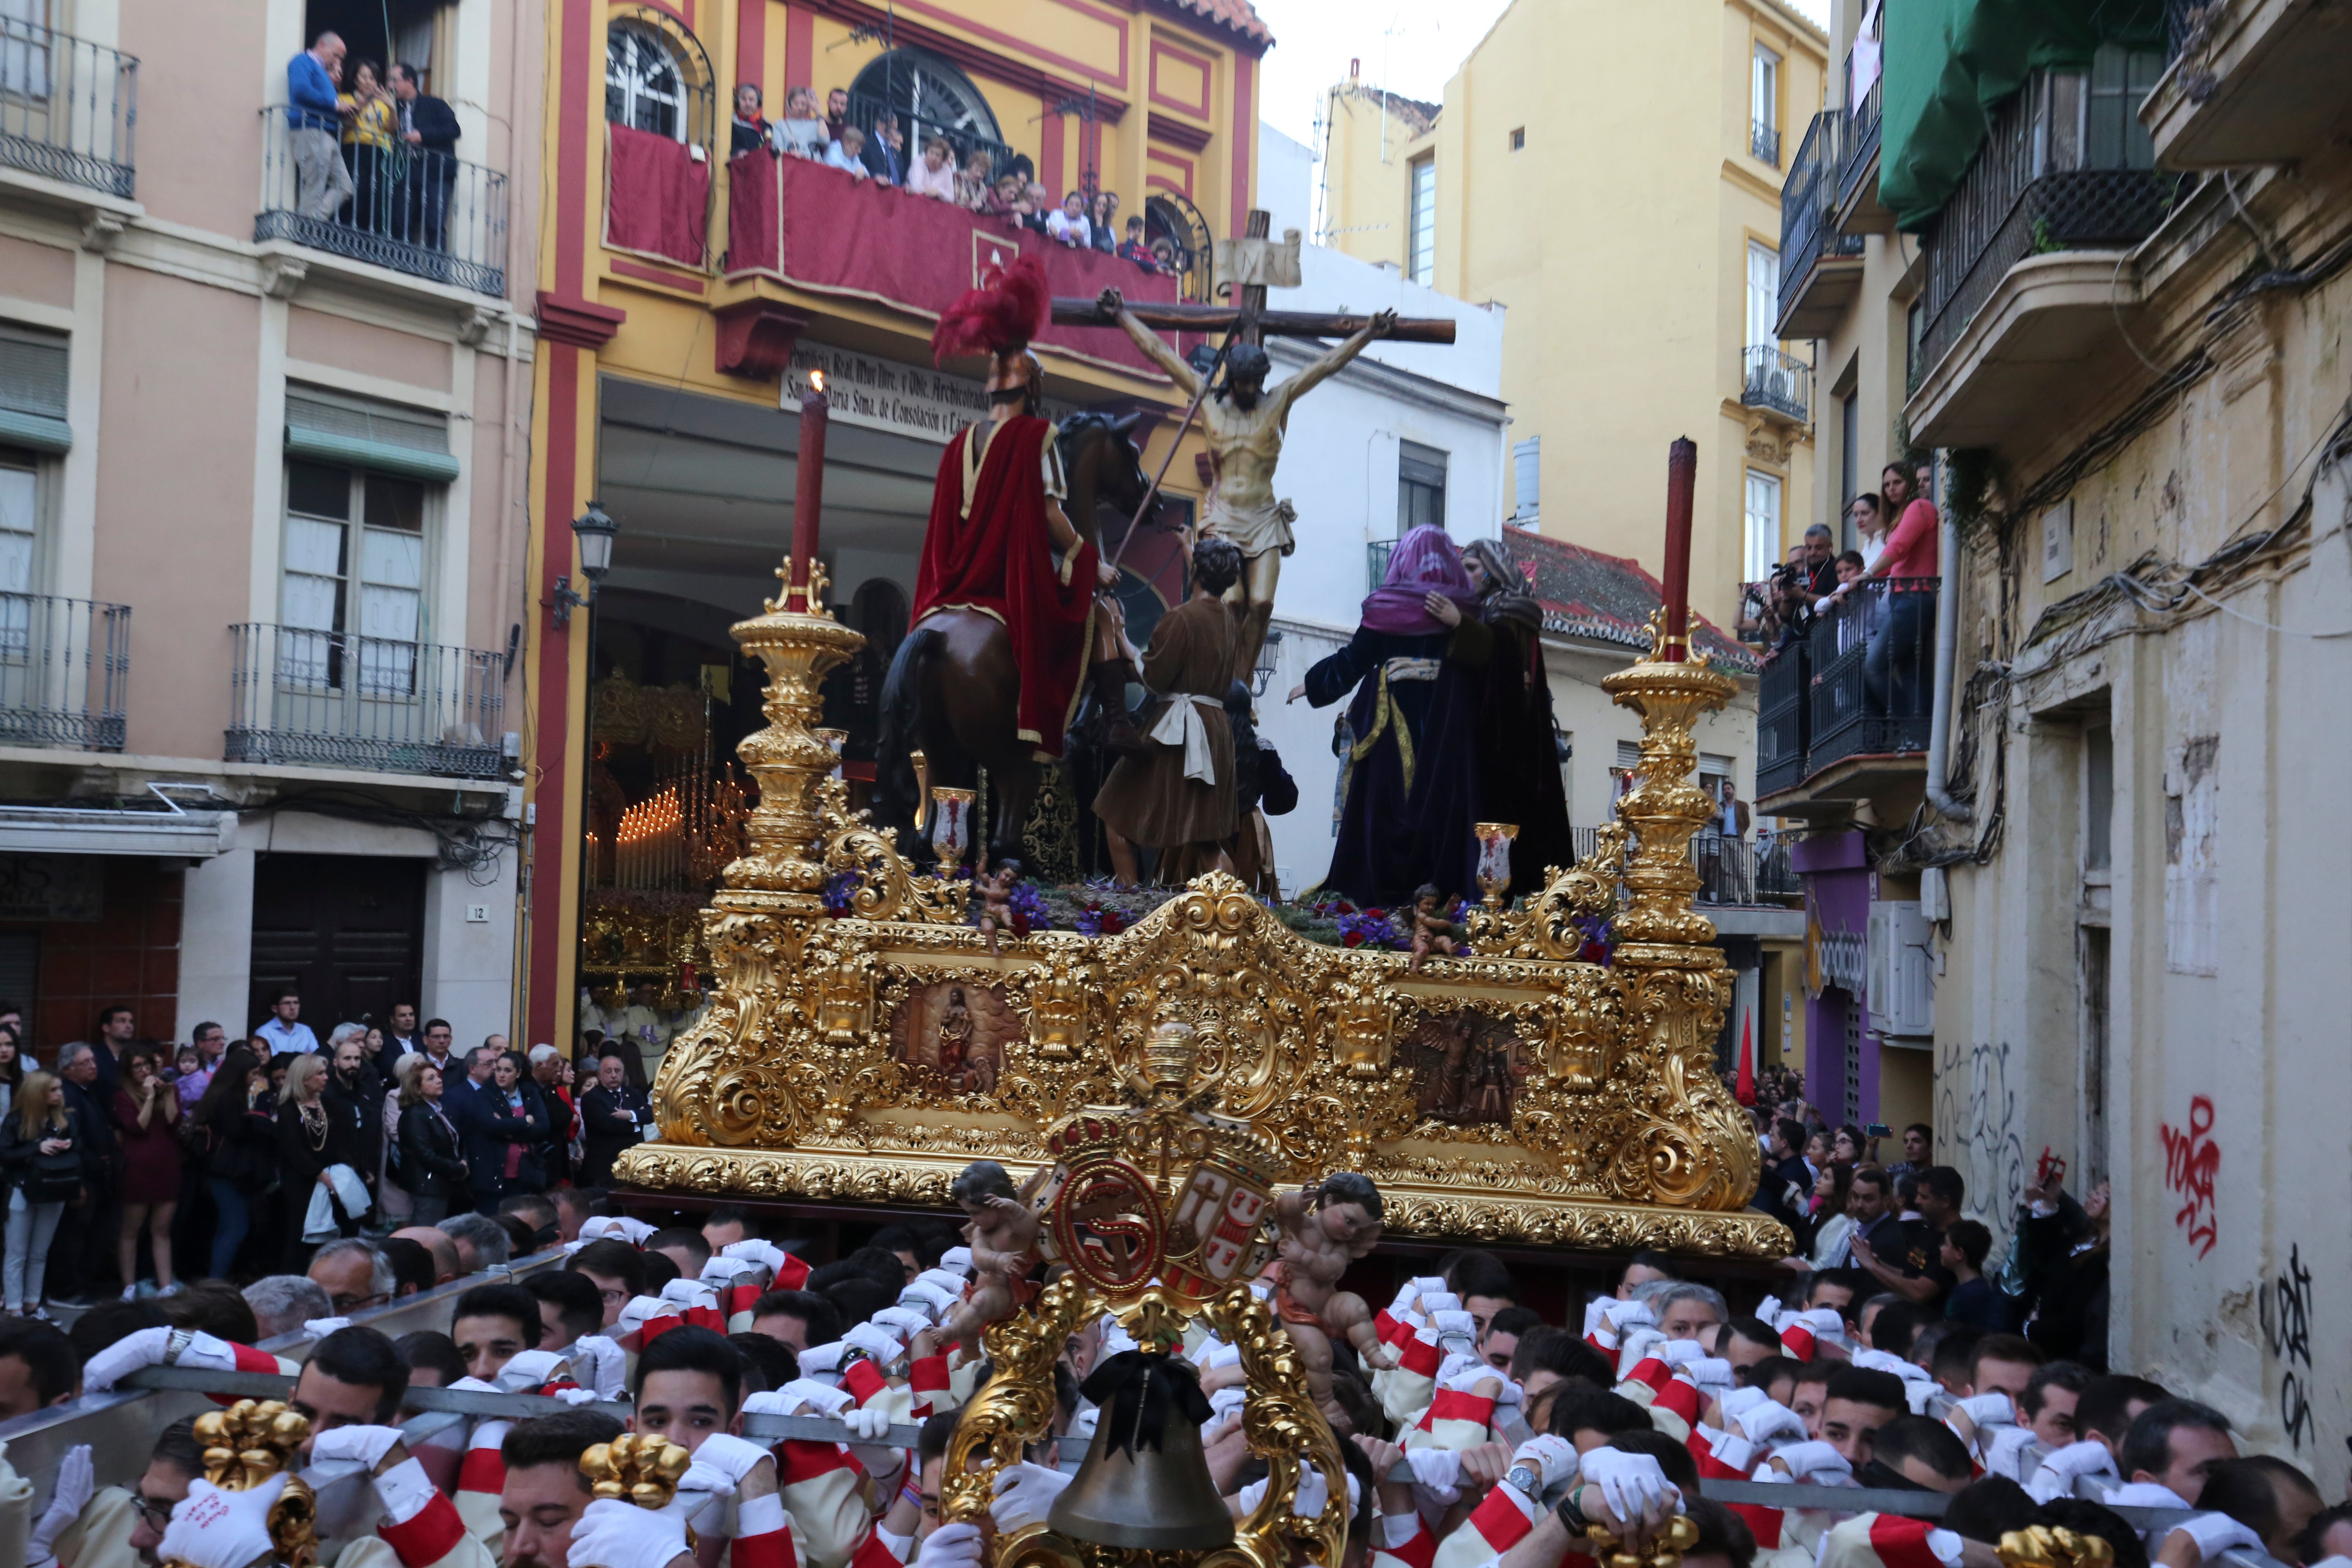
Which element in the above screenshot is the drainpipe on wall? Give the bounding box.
[1926,454,1972,824]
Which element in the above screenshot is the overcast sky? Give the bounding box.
[1251,0,1832,147]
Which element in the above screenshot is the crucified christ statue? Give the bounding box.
[1097,286,1396,681]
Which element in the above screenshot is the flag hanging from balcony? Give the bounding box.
[606,124,711,268]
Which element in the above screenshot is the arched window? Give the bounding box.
[608,23,688,140]
[849,47,1004,162]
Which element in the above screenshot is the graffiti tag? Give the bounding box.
[2259,1242,2314,1449]
[2158,1095,2220,1258]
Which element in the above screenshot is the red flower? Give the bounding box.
[1334,900,1356,914]
[1341,931,1364,948]
[1011,913,1031,936]
[1101,911,1126,935]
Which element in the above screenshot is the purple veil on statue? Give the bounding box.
[1360,524,1481,636]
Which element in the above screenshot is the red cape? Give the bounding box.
[910,416,1097,757]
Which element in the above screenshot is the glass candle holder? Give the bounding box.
[930,786,977,870]
[1474,822,1519,905]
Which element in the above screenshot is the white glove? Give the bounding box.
[1615,1327,1666,1370]
[658,1278,717,1310]
[842,1322,904,1366]
[939,1246,974,1273]
[689,1433,772,1487]
[310,1425,407,1470]
[1579,1447,1680,1520]
[580,1216,656,1245]
[494,1349,570,1392]
[1205,1385,1248,1426]
[571,1335,628,1399]
[990,1462,1075,1532]
[668,1458,737,1515]
[1193,1337,1241,1371]
[843,1404,893,1441]
[1434,1350,1483,1388]
[84,1326,239,1393]
[158,1477,287,1568]
[1955,1392,2016,1430]
[722,1238,788,1272]
[1511,1434,1579,1494]
[899,1281,958,1320]
[919,1520,984,1568]
[1793,1307,1849,1347]
[1768,1441,1853,1484]
[549,1387,601,1406]
[27,1443,92,1568]
[1432,1309,1477,1354]
[774,1378,854,1417]
[872,1306,932,1341]
[1419,1292,1462,1316]
[302,1317,353,1337]
[1730,1399,1807,1448]
[796,1339,849,1378]
[1409,1274,1448,1297]
[1391,1281,1425,1316]
[2028,1439,2118,1503]
[2169,1515,2267,1564]
[1600,1298,1657,1333]
[916,1266,969,1295]
[615,1296,679,1338]
[1719,1385,1770,1423]
[1754,1295,1784,1324]
[1650,1339,1706,1368]
[1984,1425,2041,1481]
[700,1255,758,1287]
[1405,1446,1462,1503]
[567,1497,690,1567]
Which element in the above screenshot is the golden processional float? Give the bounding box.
[614,423,1790,1559]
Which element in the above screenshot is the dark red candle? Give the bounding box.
[1660,437,1696,659]
[790,370,829,609]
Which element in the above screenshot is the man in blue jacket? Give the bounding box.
[286,32,354,220]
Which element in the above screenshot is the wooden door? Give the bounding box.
[249,853,425,1035]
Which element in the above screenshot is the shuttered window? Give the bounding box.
[0,325,70,454]
[285,386,459,482]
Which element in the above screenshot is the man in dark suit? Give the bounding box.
[389,63,461,254]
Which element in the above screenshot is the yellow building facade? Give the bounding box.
[517,0,1265,1051]
[1320,0,1828,635]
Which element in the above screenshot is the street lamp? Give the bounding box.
[549,500,619,628]
[1250,626,1284,698]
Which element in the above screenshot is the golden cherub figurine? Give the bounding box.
[581,1432,695,1510]
[1588,1512,1701,1568]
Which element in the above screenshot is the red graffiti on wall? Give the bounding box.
[2160,1095,2220,1258]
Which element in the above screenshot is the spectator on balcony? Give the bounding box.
[775,87,826,158]
[864,111,907,184]
[1800,521,1837,597]
[286,32,356,222]
[1814,549,1866,615]
[1046,189,1092,247]
[1090,191,1121,255]
[1850,490,1890,570]
[338,61,396,233]
[1117,215,1160,271]
[982,166,1031,223]
[955,145,995,209]
[729,83,772,158]
[824,87,852,147]
[906,134,958,201]
[390,64,460,254]
[1864,461,1940,716]
[822,124,871,179]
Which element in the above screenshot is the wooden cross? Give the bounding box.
[1051,207,1460,346]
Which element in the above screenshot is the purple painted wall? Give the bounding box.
[1793,831,1882,1121]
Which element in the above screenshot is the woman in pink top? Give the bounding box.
[1864,461,1939,716]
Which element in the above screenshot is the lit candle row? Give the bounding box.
[615,787,686,889]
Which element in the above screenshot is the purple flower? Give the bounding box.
[822,870,858,917]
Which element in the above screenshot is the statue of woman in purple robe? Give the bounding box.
[1285,524,1484,907]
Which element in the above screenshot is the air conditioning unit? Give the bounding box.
[1866,899,1935,1038]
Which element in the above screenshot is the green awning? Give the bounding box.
[1881,0,2167,232]
[283,425,461,481]
[283,387,460,481]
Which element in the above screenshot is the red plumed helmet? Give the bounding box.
[932,255,1051,363]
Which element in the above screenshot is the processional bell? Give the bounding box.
[1049,1348,1235,1549]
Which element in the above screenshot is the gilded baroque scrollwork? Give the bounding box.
[621,572,1791,1259]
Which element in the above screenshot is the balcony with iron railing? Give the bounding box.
[0,595,129,751]
[2144,0,2352,169]
[1740,345,1811,424]
[1751,578,1937,808]
[226,623,506,779]
[1755,633,1809,798]
[1836,64,1889,232]
[1908,57,2185,447]
[0,16,136,199]
[1750,118,1781,167]
[1777,110,1866,339]
[255,110,508,296]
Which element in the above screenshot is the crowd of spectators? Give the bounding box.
[727,79,1183,276]
[284,33,464,249]
[1740,460,1943,687]
[0,1176,2335,1568]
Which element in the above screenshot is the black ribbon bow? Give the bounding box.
[1078,1350,1214,1456]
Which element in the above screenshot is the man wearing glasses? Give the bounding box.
[125,1417,205,1566]
[309,1237,397,1317]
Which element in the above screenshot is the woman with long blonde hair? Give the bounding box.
[274,1051,351,1266]
[0,1070,85,1315]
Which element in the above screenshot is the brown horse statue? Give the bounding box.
[875,412,1152,867]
